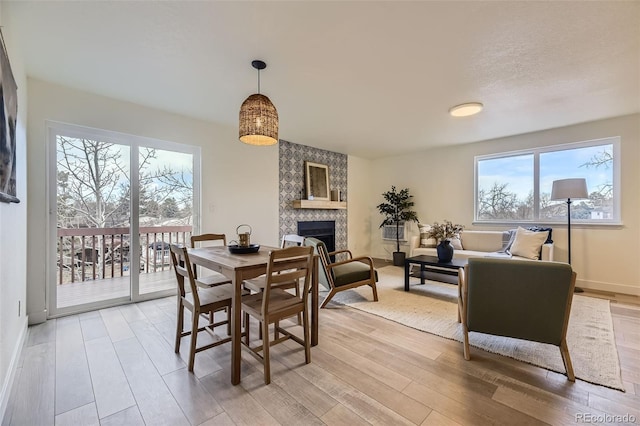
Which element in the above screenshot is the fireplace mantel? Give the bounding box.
[291,200,347,210]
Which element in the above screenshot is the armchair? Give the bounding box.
[458,257,576,381]
[304,237,378,308]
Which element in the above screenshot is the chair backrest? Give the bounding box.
[303,237,331,289]
[169,244,201,305]
[190,234,227,278]
[464,257,576,345]
[281,234,305,248]
[262,246,314,313]
[191,233,227,248]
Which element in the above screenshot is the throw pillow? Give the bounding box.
[526,226,553,244]
[449,237,463,250]
[510,227,548,260]
[418,223,437,248]
[501,229,517,253]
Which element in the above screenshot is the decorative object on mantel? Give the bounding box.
[551,178,588,293]
[426,220,464,263]
[377,186,419,266]
[239,60,278,146]
[0,29,19,204]
[305,161,330,200]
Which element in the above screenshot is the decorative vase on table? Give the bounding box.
[436,239,454,263]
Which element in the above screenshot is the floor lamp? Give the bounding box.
[551,178,588,293]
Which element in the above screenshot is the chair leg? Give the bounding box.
[320,288,338,308]
[370,281,379,302]
[188,308,199,372]
[262,319,271,385]
[274,320,279,340]
[244,313,250,345]
[175,300,184,353]
[302,309,311,364]
[462,322,471,360]
[560,339,575,382]
[295,281,302,325]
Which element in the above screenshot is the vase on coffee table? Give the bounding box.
[437,239,454,262]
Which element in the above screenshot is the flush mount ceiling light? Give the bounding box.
[449,102,483,117]
[239,60,279,146]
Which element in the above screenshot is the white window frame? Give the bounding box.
[474,136,621,225]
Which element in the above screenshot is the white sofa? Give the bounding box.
[409,230,554,261]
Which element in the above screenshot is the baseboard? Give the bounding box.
[577,279,640,297]
[0,317,28,424]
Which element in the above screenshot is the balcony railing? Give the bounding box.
[57,225,192,284]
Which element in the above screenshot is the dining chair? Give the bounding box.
[190,233,232,287]
[170,243,235,372]
[244,234,306,325]
[241,245,314,384]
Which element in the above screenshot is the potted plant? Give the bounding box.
[426,220,464,262]
[377,186,419,266]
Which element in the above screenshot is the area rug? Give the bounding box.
[329,266,624,391]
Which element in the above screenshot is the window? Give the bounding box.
[475,137,619,224]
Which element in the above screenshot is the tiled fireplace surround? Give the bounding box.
[278,140,347,251]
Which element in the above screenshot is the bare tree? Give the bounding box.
[580,149,613,198]
[57,138,192,228]
[477,182,520,220]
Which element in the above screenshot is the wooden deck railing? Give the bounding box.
[57,225,192,284]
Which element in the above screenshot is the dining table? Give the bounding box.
[187,244,319,385]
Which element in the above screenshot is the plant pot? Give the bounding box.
[436,240,454,263]
[392,251,406,266]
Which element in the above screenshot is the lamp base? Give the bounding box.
[574,287,584,293]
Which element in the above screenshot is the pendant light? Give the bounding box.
[239,60,279,146]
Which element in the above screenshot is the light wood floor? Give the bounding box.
[3,267,639,426]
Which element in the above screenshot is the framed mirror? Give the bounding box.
[305,161,330,200]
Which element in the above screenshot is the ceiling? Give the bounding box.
[4,1,639,159]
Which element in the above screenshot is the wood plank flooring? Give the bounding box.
[3,268,639,426]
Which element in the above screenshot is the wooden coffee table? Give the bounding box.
[404,255,467,291]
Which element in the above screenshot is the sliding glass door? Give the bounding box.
[48,122,200,316]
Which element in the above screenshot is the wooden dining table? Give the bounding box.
[187,245,319,385]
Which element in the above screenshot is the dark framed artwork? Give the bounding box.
[0,30,19,204]
[305,161,330,200]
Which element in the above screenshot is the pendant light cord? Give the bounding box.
[257,69,261,94]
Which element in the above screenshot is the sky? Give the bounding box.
[478,143,613,200]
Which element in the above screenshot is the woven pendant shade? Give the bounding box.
[239,93,279,145]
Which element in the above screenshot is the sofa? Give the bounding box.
[409,228,555,262]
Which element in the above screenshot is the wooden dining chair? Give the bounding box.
[190,233,232,288]
[170,243,234,372]
[241,245,314,384]
[244,234,306,325]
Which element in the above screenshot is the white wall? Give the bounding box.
[347,155,373,257]
[0,7,29,419]
[369,114,640,295]
[26,79,280,323]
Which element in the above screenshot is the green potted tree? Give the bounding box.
[377,186,419,266]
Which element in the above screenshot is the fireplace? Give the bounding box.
[298,220,335,256]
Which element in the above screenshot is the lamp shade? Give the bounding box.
[550,178,588,201]
[239,94,279,146]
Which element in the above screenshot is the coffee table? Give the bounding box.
[404,255,467,291]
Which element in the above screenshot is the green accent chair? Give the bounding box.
[304,237,379,308]
[458,257,576,381]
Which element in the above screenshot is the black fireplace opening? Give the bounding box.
[298,220,336,260]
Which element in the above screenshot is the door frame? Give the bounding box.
[46,121,201,317]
